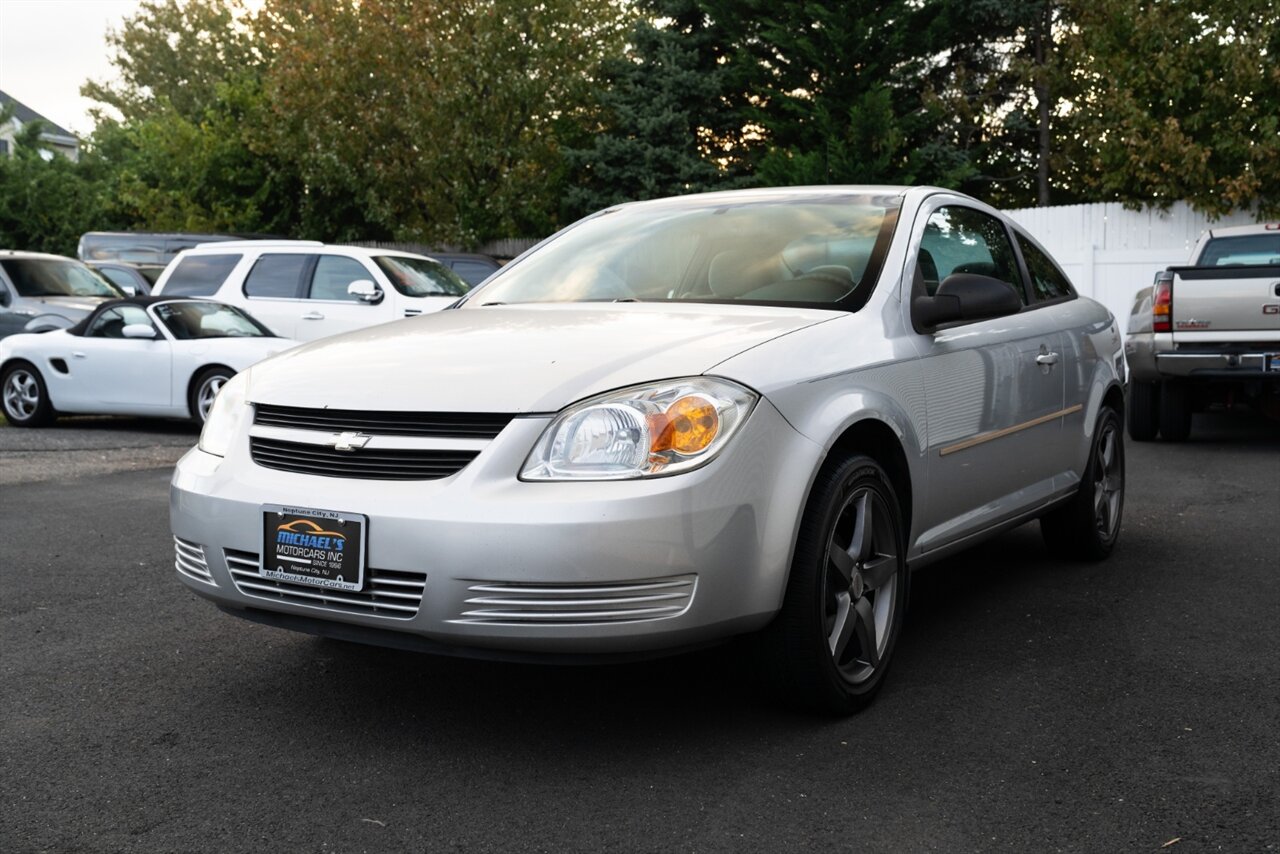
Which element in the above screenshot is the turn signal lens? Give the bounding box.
[522,377,757,481]
[648,395,720,455]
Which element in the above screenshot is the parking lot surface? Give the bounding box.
[1,413,1277,852]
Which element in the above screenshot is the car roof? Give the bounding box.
[0,250,85,262]
[609,185,914,212]
[1205,223,1280,239]
[175,241,437,262]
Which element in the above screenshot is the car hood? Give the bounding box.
[248,303,841,412]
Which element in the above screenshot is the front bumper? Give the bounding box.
[170,400,823,656]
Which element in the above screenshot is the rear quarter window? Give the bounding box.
[1016,234,1076,302]
[161,254,242,296]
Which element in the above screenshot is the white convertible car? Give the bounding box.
[0,297,296,427]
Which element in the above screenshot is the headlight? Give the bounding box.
[198,371,251,457]
[521,377,758,481]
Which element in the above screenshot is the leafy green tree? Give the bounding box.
[83,0,262,123]
[75,0,297,236]
[90,77,299,235]
[695,0,1036,198]
[1061,0,1280,216]
[0,115,116,256]
[562,0,743,218]
[259,0,626,246]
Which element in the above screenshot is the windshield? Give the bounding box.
[154,300,274,339]
[466,194,900,309]
[373,256,470,297]
[1,258,122,298]
[1198,234,1280,266]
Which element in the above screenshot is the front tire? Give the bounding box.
[1,361,57,427]
[1127,381,1160,441]
[189,367,234,426]
[1041,405,1124,560]
[760,455,909,715]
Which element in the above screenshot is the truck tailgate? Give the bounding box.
[1169,266,1280,335]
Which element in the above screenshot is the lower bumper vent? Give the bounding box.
[453,575,697,626]
[225,549,426,620]
[174,537,215,585]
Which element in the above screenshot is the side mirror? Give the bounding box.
[0,288,10,308]
[347,279,384,304]
[122,323,158,339]
[912,273,1023,332]
[120,284,139,297]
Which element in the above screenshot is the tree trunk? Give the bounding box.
[1034,10,1052,207]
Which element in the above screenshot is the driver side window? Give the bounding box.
[918,206,1025,303]
[87,305,153,339]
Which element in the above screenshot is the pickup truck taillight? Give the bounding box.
[1152,271,1173,332]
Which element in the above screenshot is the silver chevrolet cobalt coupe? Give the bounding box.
[172,187,1126,713]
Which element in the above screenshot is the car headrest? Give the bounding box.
[917,248,940,295]
[952,260,998,277]
[739,265,856,302]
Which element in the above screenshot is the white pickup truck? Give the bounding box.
[1125,223,1280,441]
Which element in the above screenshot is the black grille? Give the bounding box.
[254,404,513,439]
[250,437,478,480]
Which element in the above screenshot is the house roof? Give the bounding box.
[0,90,76,140]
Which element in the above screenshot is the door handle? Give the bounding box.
[302,312,325,320]
[1035,352,1059,366]
[72,351,87,359]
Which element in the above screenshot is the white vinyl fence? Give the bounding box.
[1004,201,1261,328]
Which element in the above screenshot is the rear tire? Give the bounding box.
[1041,406,1124,561]
[1126,381,1160,441]
[189,367,234,426]
[758,454,909,715]
[1158,381,1193,442]
[1,361,57,427]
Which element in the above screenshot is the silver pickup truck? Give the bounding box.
[1125,223,1280,440]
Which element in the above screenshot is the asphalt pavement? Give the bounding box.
[1,412,1277,853]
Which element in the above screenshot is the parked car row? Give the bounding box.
[1,238,501,426]
[10,191,1273,716]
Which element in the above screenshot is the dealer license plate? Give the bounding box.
[260,505,366,592]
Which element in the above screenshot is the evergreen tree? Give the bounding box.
[563,0,743,218]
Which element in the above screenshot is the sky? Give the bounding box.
[0,0,142,136]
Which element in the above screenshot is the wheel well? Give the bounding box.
[1,357,39,382]
[827,419,913,541]
[187,364,235,417]
[1104,383,1125,418]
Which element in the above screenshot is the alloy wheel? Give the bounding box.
[824,487,900,685]
[196,374,227,422]
[3,369,40,420]
[1093,420,1123,539]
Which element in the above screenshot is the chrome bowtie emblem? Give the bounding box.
[331,431,372,452]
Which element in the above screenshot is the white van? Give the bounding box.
[151,241,470,340]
